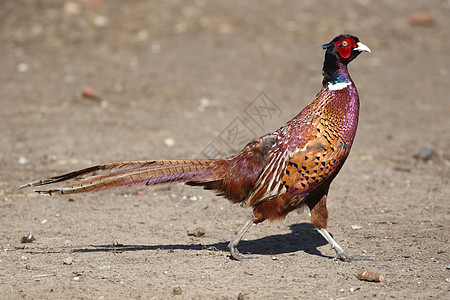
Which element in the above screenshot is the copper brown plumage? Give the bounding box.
[20,34,372,261]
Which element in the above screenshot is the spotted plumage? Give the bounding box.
[21,34,372,262]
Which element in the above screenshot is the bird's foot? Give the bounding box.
[334,250,374,262]
[228,242,256,260]
[317,228,374,262]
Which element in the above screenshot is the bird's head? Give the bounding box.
[322,34,371,65]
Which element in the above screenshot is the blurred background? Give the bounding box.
[1,0,448,164]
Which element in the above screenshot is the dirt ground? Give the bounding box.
[1,0,449,299]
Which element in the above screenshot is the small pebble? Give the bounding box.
[413,147,435,161]
[40,219,48,224]
[272,256,278,260]
[100,100,109,109]
[63,1,80,15]
[351,225,362,230]
[172,286,182,296]
[410,13,434,26]
[164,138,175,148]
[21,233,35,243]
[82,85,101,100]
[19,157,29,165]
[93,15,109,27]
[113,82,124,93]
[151,41,161,54]
[198,98,211,112]
[73,276,80,281]
[137,29,148,41]
[187,227,205,237]
[17,63,29,73]
[63,257,73,265]
[174,22,187,33]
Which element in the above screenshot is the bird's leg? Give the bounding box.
[310,194,373,262]
[316,228,373,262]
[228,214,255,260]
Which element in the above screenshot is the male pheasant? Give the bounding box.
[21,34,372,262]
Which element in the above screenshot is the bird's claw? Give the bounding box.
[334,251,374,262]
[228,242,256,260]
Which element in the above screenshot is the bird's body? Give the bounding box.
[21,34,372,261]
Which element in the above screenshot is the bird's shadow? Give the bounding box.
[73,223,332,259]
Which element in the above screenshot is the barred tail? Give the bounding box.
[19,159,228,195]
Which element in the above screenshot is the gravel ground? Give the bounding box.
[0,0,449,299]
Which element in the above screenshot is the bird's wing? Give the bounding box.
[281,139,348,196]
[240,120,313,207]
[243,130,349,208]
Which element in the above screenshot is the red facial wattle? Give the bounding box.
[335,38,357,59]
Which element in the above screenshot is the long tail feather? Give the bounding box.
[20,159,227,195]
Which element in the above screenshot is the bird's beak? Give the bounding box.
[354,42,371,53]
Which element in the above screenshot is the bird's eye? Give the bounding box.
[342,40,348,47]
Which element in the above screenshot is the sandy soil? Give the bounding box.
[1,0,449,299]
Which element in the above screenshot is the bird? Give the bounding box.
[20,34,372,262]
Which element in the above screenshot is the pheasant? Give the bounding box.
[21,34,372,262]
